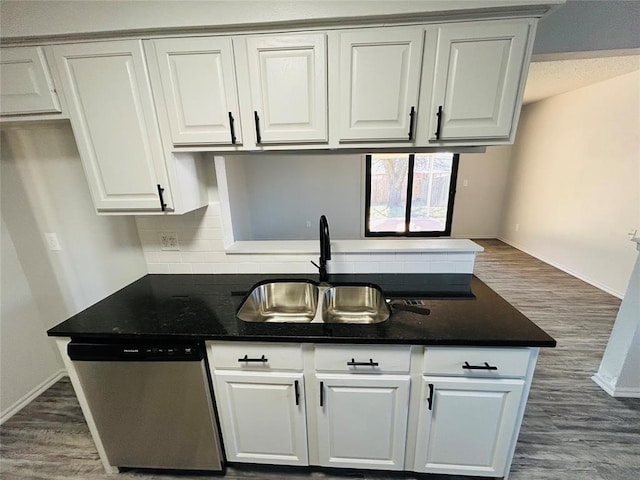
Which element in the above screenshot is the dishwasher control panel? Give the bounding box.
[68,341,204,361]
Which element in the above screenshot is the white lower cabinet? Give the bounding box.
[207,342,536,477]
[316,374,410,470]
[413,376,525,477]
[213,371,308,466]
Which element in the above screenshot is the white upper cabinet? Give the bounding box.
[428,20,532,142]
[338,27,424,142]
[243,33,328,144]
[414,376,525,477]
[0,46,61,116]
[51,40,173,212]
[151,37,241,146]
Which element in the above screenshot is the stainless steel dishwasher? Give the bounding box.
[67,340,223,472]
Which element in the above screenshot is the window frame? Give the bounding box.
[364,153,460,238]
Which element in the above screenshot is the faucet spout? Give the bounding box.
[318,215,331,282]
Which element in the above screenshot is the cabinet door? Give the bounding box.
[245,33,327,143]
[214,371,308,466]
[414,376,524,477]
[0,47,61,115]
[338,27,423,142]
[51,40,172,212]
[429,20,531,141]
[316,374,410,470]
[152,37,241,145]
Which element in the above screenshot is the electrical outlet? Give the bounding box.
[45,233,62,251]
[515,223,520,232]
[463,179,469,187]
[159,232,179,251]
[306,220,312,228]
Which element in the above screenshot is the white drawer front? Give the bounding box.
[423,347,531,378]
[315,344,411,374]
[207,342,303,371]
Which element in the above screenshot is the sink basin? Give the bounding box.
[237,281,319,323]
[322,285,390,324]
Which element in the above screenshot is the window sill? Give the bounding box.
[225,238,484,255]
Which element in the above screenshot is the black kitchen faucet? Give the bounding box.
[312,215,331,282]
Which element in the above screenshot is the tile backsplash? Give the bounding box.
[135,202,476,274]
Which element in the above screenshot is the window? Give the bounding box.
[364,153,459,237]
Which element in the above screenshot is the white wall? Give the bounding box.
[223,156,253,242]
[0,218,63,422]
[500,70,640,297]
[452,147,512,238]
[243,154,363,240]
[1,121,148,420]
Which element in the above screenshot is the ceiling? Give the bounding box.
[522,54,640,104]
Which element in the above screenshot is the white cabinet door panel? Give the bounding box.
[414,376,524,476]
[316,374,410,470]
[339,27,423,141]
[214,371,308,466]
[0,46,61,115]
[430,21,530,141]
[153,37,241,145]
[52,41,171,211]
[246,33,327,143]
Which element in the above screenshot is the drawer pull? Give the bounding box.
[427,383,434,410]
[238,354,268,363]
[254,111,262,144]
[228,111,237,144]
[320,381,324,407]
[408,105,416,140]
[462,361,497,371]
[347,358,379,367]
[156,184,167,212]
[434,105,443,140]
[294,380,300,406]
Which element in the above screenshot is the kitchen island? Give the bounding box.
[48,273,555,479]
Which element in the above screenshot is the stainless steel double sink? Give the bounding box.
[236,280,390,324]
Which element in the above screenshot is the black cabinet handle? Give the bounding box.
[427,383,434,410]
[237,354,268,363]
[434,105,443,140]
[319,381,324,407]
[228,112,237,144]
[254,111,261,144]
[462,361,498,371]
[347,358,379,367]
[294,380,300,406]
[156,184,167,212]
[408,106,416,140]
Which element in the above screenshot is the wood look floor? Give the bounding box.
[1,239,638,480]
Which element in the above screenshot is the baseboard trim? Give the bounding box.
[612,386,640,398]
[591,373,616,396]
[0,368,67,425]
[592,373,640,398]
[497,237,624,299]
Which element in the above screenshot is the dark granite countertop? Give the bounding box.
[47,273,556,347]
